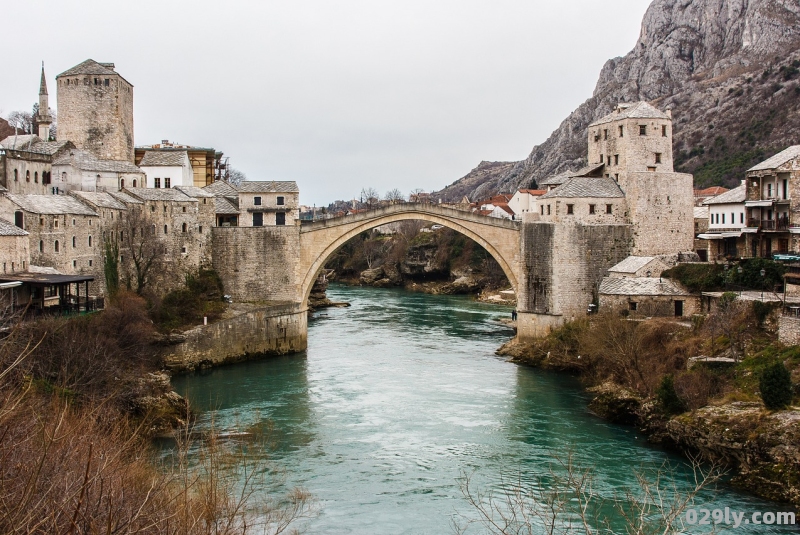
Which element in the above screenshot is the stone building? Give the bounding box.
[56,60,135,163]
[51,148,144,192]
[135,141,228,187]
[237,181,299,227]
[202,180,240,226]
[0,194,103,293]
[536,176,627,224]
[0,217,30,275]
[138,150,193,189]
[598,276,698,318]
[744,145,800,258]
[0,135,74,194]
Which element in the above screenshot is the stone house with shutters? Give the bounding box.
[743,146,800,258]
[237,181,299,227]
[0,193,103,293]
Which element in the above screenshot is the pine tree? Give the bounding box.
[759,361,793,410]
[656,375,687,415]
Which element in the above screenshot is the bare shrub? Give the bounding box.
[674,369,725,410]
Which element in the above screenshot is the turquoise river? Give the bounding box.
[168,284,797,534]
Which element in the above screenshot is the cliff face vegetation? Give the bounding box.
[437,0,800,201]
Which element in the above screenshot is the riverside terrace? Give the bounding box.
[0,270,101,316]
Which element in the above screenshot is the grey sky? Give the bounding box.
[2,0,650,207]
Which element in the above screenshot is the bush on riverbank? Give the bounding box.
[149,269,228,332]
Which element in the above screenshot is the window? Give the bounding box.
[614,154,619,165]
[603,129,608,140]
[54,240,59,253]
[740,213,744,224]
[73,260,77,268]
[182,206,187,212]
[132,179,137,187]
[62,172,66,182]
[600,154,604,163]
[164,205,167,212]
[88,236,92,247]
[182,222,187,233]
[181,246,187,254]
[14,211,23,229]
[39,217,44,226]
[767,183,773,198]
[120,178,125,188]
[199,225,203,233]
[165,177,171,188]
[151,224,156,235]
[164,225,168,234]
[639,125,647,136]
[547,205,551,215]
[89,260,92,267]
[13,169,18,182]
[26,170,30,182]
[54,219,59,229]
[72,236,76,248]
[722,214,726,224]
[104,78,109,86]
[39,240,43,252]
[253,213,263,226]
[540,205,544,215]
[72,219,76,226]
[34,172,38,183]
[629,302,638,311]
[589,204,596,214]
[276,212,286,225]
[566,204,574,215]
[731,212,735,224]
[154,177,161,188]
[662,125,668,137]
[618,125,624,137]
[606,204,612,214]
[655,153,662,164]
[254,196,262,206]
[277,196,285,206]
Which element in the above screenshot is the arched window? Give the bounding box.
[39,240,43,252]
[132,179,137,187]
[54,240,59,253]
[34,171,38,183]
[120,178,125,189]
[182,222,187,233]
[164,225,168,234]
[151,225,156,235]
[72,236,76,248]
[13,169,18,182]
[26,170,30,182]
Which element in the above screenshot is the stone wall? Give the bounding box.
[626,171,695,255]
[212,225,301,302]
[160,302,307,372]
[0,234,29,275]
[599,294,701,318]
[56,73,134,162]
[1,153,52,195]
[778,315,800,346]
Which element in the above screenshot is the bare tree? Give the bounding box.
[5,111,34,135]
[360,187,380,209]
[384,188,405,204]
[113,207,166,294]
[227,167,246,187]
[409,188,430,203]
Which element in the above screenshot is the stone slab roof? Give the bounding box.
[70,191,127,210]
[238,181,299,193]
[570,163,606,178]
[52,149,143,174]
[139,150,188,167]
[203,180,239,196]
[538,170,573,186]
[108,190,143,205]
[175,185,214,198]
[599,277,689,296]
[27,141,73,156]
[539,177,624,199]
[0,218,28,236]
[57,59,117,78]
[748,145,800,172]
[702,183,745,205]
[589,101,670,127]
[0,135,42,149]
[5,194,98,216]
[214,196,240,214]
[694,206,709,219]
[125,188,196,203]
[608,256,656,274]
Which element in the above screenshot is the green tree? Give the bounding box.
[759,361,793,410]
[656,375,687,415]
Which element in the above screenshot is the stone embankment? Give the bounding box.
[158,302,307,373]
[498,338,800,507]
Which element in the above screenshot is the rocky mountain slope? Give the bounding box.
[437,0,800,201]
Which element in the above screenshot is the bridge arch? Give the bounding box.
[298,204,521,309]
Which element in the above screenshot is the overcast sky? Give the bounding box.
[2,0,650,207]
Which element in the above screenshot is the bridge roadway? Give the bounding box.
[297,203,522,308]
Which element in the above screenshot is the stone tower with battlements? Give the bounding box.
[56,59,134,163]
[35,63,53,140]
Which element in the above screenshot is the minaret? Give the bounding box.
[36,62,53,140]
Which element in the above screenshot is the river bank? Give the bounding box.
[497,314,800,508]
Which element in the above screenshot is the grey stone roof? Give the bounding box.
[748,145,800,172]
[589,101,670,127]
[238,181,299,193]
[539,177,624,199]
[608,256,656,274]
[27,141,73,156]
[5,194,98,216]
[570,163,606,178]
[538,170,573,186]
[0,218,28,236]
[52,149,143,174]
[125,188,196,202]
[108,190,143,205]
[175,185,214,198]
[694,206,709,219]
[203,180,239,196]
[214,196,240,214]
[139,150,188,167]
[702,184,745,205]
[70,191,127,210]
[0,135,42,150]
[599,277,689,296]
[57,59,117,78]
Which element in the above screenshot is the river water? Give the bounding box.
[169,284,796,534]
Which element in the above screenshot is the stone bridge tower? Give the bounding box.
[56,59,135,163]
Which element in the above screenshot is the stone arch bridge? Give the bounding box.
[211,203,633,345]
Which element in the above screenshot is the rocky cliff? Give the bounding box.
[437,0,800,201]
